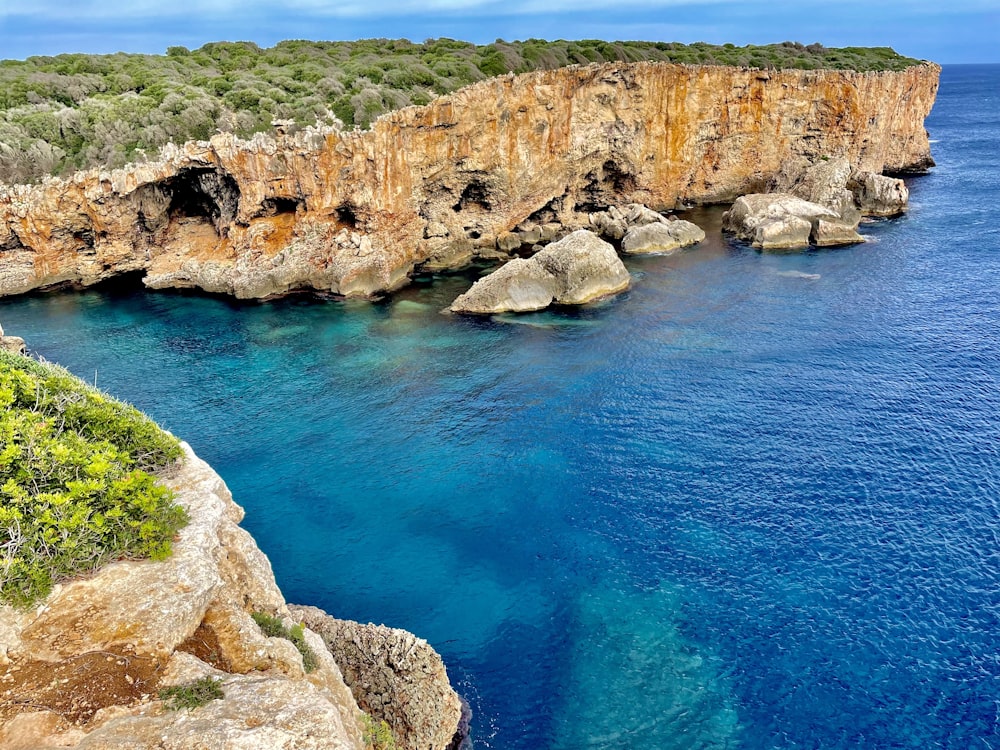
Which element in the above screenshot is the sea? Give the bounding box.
[1,64,998,749]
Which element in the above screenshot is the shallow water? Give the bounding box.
[2,64,999,748]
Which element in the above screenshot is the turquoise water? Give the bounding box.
[3,64,999,748]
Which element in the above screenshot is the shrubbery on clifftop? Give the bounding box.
[0,38,923,183]
[0,351,186,607]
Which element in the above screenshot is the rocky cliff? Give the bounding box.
[0,442,464,750]
[0,61,939,300]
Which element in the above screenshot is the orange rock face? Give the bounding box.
[0,61,940,299]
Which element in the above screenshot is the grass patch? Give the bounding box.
[0,351,186,607]
[251,611,320,673]
[159,676,224,710]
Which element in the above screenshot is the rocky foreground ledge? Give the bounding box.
[0,60,939,301]
[0,441,463,750]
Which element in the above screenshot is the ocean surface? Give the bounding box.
[2,64,998,748]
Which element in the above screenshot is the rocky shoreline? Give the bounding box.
[0,432,465,750]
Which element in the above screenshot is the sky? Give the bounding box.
[0,0,997,64]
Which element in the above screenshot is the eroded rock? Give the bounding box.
[621,221,705,254]
[291,606,464,750]
[849,171,910,216]
[450,230,628,314]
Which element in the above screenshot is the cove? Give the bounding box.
[2,64,998,748]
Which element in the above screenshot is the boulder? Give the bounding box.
[449,258,558,314]
[451,230,629,314]
[496,232,522,252]
[754,216,814,250]
[812,219,865,247]
[532,230,631,305]
[849,171,909,216]
[0,336,25,355]
[621,221,705,255]
[623,203,668,227]
[291,606,464,750]
[588,210,628,242]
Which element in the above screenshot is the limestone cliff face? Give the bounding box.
[0,443,463,750]
[0,61,939,299]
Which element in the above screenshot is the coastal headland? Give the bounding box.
[0,60,939,300]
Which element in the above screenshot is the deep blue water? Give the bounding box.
[3,64,999,748]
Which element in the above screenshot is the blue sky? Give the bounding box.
[1,0,996,64]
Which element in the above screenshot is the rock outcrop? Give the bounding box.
[0,321,25,355]
[0,61,939,299]
[450,230,629,314]
[291,606,464,750]
[722,156,910,250]
[722,193,848,250]
[0,444,463,750]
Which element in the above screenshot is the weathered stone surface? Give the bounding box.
[621,220,705,254]
[849,171,910,215]
[74,654,359,750]
[723,193,840,250]
[449,258,558,314]
[532,230,631,304]
[450,230,628,313]
[0,61,939,299]
[812,218,865,247]
[291,606,463,750]
[754,216,815,250]
[0,336,25,354]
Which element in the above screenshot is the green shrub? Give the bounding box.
[251,611,320,672]
[0,351,186,607]
[159,677,224,710]
[361,714,397,750]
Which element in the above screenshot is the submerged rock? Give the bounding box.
[450,230,629,314]
[621,220,705,254]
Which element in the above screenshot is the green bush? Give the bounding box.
[0,351,186,607]
[251,611,320,672]
[159,676,225,710]
[361,714,397,750]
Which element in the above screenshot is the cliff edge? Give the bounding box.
[0,61,939,300]
[0,441,463,750]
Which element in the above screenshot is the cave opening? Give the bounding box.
[165,168,240,235]
[263,197,300,216]
[452,178,493,212]
[335,204,358,228]
[601,159,637,194]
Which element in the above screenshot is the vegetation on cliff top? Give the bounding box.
[0,38,924,184]
[0,351,186,607]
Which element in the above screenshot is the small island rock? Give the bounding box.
[451,230,629,314]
